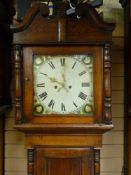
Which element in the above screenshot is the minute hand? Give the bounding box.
[57,73,69,92]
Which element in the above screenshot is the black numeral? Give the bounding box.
[61,103,66,111]
[48,100,55,109]
[40,72,47,76]
[78,92,87,100]
[82,82,90,87]
[60,58,65,66]
[72,61,77,69]
[37,83,45,87]
[48,61,55,69]
[79,71,87,76]
[39,92,48,100]
[73,102,78,108]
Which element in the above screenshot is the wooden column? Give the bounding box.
[94,149,100,175]
[28,149,34,175]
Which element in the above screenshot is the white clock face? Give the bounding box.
[33,54,94,115]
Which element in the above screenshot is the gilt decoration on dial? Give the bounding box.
[33,54,94,116]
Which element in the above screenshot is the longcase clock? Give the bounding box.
[11,1,115,175]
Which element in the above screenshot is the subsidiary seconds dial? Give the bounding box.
[33,54,94,115]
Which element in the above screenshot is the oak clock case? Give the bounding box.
[12,2,115,175]
[23,46,103,124]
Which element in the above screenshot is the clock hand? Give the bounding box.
[56,71,67,92]
[42,74,64,86]
[57,84,69,92]
[41,73,68,92]
[51,77,69,92]
[49,77,64,86]
[62,73,66,83]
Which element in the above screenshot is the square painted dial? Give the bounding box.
[33,54,94,116]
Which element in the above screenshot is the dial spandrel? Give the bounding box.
[33,54,94,116]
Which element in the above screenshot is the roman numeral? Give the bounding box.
[78,92,87,100]
[72,61,77,69]
[60,58,65,66]
[61,103,66,111]
[40,73,47,76]
[48,100,55,109]
[73,102,78,108]
[82,82,90,87]
[37,83,45,87]
[79,71,87,76]
[48,61,55,69]
[39,92,48,100]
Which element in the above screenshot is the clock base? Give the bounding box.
[28,147,100,175]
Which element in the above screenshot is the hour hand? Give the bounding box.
[49,77,64,86]
[41,73,62,85]
[50,77,69,92]
[41,73,68,92]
